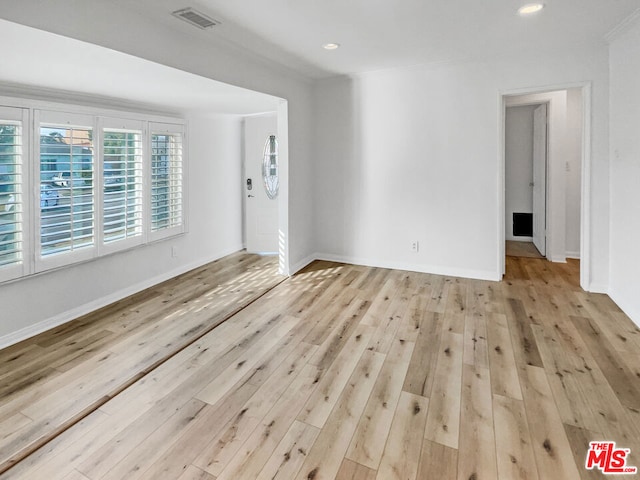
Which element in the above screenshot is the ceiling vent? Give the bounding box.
[172,8,219,29]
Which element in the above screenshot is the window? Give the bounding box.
[151,124,183,236]
[262,135,279,199]
[39,116,95,261]
[0,100,186,283]
[103,123,143,247]
[0,108,24,278]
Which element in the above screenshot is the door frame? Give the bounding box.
[242,112,279,255]
[498,82,592,290]
[532,102,548,257]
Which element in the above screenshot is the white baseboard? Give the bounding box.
[314,252,501,281]
[566,251,580,259]
[588,283,609,294]
[0,244,244,349]
[289,253,318,276]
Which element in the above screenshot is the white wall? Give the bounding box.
[313,46,609,285]
[505,105,536,241]
[0,3,314,345]
[609,17,640,326]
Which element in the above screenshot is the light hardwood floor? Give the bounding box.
[1,254,640,479]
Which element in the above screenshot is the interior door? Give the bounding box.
[532,104,547,256]
[244,114,279,254]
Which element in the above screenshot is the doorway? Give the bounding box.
[505,102,548,259]
[500,85,589,289]
[243,113,279,254]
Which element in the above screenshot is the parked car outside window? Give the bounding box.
[40,184,60,207]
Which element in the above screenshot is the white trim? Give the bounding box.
[498,82,593,290]
[148,123,186,243]
[99,119,145,255]
[315,253,500,281]
[566,251,580,259]
[0,93,185,126]
[276,100,290,276]
[588,283,609,295]
[579,83,592,291]
[0,106,29,283]
[35,110,99,272]
[289,252,317,275]
[0,243,244,349]
[498,93,506,277]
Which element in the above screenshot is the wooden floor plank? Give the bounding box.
[212,362,321,479]
[0,253,282,473]
[417,440,458,480]
[457,365,497,480]
[376,391,428,480]
[487,312,524,400]
[519,366,582,480]
[336,459,377,480]
[503,297,544,368]
[345,337,414,470]
[402,311,444,397]
[98,398,209,480]
[562,424,605,480]
[192,341,317,476]
[255,420,320,480]
[570,314,640,411]
[2,254,640,480]
[463,313,489,368]
[293,350,385,480]
[176,466,216,480]
[297,324,374,429]
[424,332,464,449]
[493,394,539,480]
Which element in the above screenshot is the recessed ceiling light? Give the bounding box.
[323,43,340,50]
[518,3,544,15]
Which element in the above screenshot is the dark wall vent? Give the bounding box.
[172,8,220,29]
[513,213,533,237]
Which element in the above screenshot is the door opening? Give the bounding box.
[501,85,589,288]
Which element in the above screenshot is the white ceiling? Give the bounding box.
[0,18,281,116]
[1,1,638,115]
[106,0,640,79]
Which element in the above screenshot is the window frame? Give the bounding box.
[149,122,186,242]
[0,95,187,285]
[0,106,30,283]
[35,110,97,272]
[99,117,146,255]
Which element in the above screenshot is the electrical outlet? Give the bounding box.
[171,246,178,258]
[411,241,419,253]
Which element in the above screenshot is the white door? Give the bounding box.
[532,104,547,256]
[244,114,279,254]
